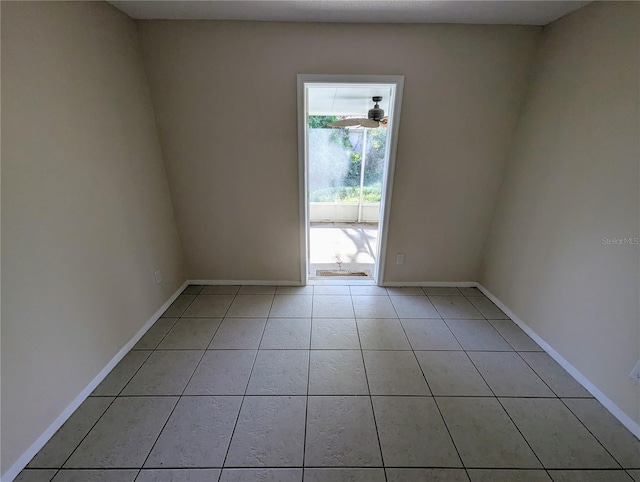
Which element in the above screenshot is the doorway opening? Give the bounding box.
[297,75,404,284]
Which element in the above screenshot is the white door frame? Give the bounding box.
[297,74,405,286]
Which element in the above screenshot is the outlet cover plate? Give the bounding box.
[631,361,640,383]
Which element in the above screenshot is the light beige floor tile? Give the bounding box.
[422,287,463,296]
[145,396,242,468]
[415,351,492,396]
[352,295,397,318]
[305,396,382,467]
[260,318,311,349]
[183,295,234,318]
[220,469,302,481]
[563,398,640,468]
[363,351,430,395]
[91,351,151,396]
[313,285,351,295]
[468,352,554,397]
[121,351,203,396]
[386,469,469,481]
[430,296,483,319]
[157,318,221,350]
[350,286,388,296]
[311,318,360,349]
[467,469,551,481]
[133,318,178,350]
[547,470,634,481]
[162,295,196,317]
[52,470,138,481]
[312,295,355,318]
[357,319,411,350]
[137,469,222,482]
[468,297,509,319]
[500,398,619,469]
[201,285,240,295]
[459,287,484,297]
[437,397,541,468]
[226,396,306,467]
[276,286,313,295]
[309,350,368,395]
[64,397,178,468]
[269,295,312,318]
[226,295,273,318]
[28,397,114,468]
[208,318,266,349]
[184,350,256,395]
[445,319,513,351]
[390,296,440,318]
[304,468,385,481]
[386,287,425,296]
[488,320,541,351]
[15,470,58,482]
[519,352,591,397]
[182,285,204,295]
[401,319,462,350]
[238,285,277,294]
[246,350,309,395]
[373,396,461,467]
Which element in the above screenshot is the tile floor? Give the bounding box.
[309,223,378,277]
[17,285,640,482]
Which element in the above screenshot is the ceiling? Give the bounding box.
[108,1,590,25]
[308,86,392,116]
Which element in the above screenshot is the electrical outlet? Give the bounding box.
[154,270,162,284]
[630,361,640,383]
[396,253,405,265]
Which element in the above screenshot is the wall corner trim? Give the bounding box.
[476,283,640,439]
[1,280,190,482]
[189,279,302,286]
[382,281,478,287]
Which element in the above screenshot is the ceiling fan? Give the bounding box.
[327,96,388,128]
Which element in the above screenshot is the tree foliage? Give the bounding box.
[307,116,387,203]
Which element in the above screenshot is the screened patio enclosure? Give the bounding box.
[308,117,386,277]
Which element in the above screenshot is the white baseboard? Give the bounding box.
[1,280,189,482]
[476,282,640,439]
[382,281,478,287]
[189,279,301,286]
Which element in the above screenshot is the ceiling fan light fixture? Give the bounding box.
[326,96,386,128]
[367,96,385,121]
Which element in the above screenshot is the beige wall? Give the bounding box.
[481,2,640,425]
[1,1,186,473]
[137,20,540,282]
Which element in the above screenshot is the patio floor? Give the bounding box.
[309,223,378,278]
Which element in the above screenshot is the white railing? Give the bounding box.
[309,202,380,223]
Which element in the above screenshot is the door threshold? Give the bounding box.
[308,278,376,285]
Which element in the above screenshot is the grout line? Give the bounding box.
[19,285,638,480]
[351,294,388,482]
[219,292,273,472]
[301,295,314,471]
[397,317,470,480]
[95,393,595,399]
[135,293,225,480]
[25,466,638,471]
[558,399,626,469]
[48,294,202,480]
[462,348,549,473]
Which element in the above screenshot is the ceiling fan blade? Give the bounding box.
[327,118,365,127]
[359,119,380,128]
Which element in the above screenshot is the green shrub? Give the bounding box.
[310,185,382,203]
